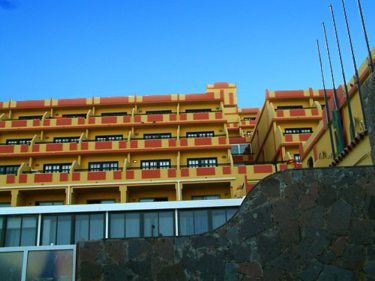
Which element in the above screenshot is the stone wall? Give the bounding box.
[77,166,375,281]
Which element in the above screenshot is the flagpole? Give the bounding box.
[316,39,336,159]
[322,21,345,153]
[357,0,374,72]
[329,4,356,140]
[342,0,368,130]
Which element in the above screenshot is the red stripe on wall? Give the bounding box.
[145,139,162,148]
[181,168,189,177]
[72,173,80,181]
[95,141,112,150]
[0,145,14,153]
[194,138,212,146]
[197,167,215,176]
[16,100,45,109]
[102,116,117,124]
[88,171,106,181]
[57,118,72,126]
[12,120,27,127]
[58,98,87,107]
[126,170,134,179]
[142,170,160,179]
[60,173,69,181]
[237,166,246,174]
[6,175,15,184]
[35,173,53,183]
[253,164,273,173]
[168,169,176,178]
[46,143,63,151]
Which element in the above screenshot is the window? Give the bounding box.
[6,139,32,145]
[139,198,168,202]
[37,201,64,206]
[42,214,72,245]
[186,131,214,138]
[109,211,174,238]
[191,195,220,200]
[185,109,212,113]
[88,162,119,171]
[4,216,38,247]
[231,144,251,155]
[242,117,256,121]
[187,158,217,168]
[145,110,172,115]
[87,199,115,204]
[0,203,10,207]
[53,137,80,143]
[284,128,313,134]
[294,154,301,163]
[74,213,105,242]
[61,114,86,118]
[144,133,172,139]
[101,112,127,116]
[95,135,123,141]
[141,160,171,170]
[179,207,237,235]
[43,164,71,173]
[0,165,20,175]
[18,116,43,120]
[276,105,303,110]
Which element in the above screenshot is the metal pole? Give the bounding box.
[357,0,374,72]
[322,21,345,153]
[316,39,336,159]
[329,4,356,140]
[342,0,368,130]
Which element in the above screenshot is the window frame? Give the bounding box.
[186,131,215,138]
[43,163,71,174]
[88,161,119,172]
[5,139,32,145]
[187,158,217,168]
[140,160,171,170]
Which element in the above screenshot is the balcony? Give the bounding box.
[275,107,322,119]
[0,136,229,158]
[0,111,225,131]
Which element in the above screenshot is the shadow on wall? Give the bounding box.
[77,166,375,281]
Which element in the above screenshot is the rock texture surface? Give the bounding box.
[77,166,375,281]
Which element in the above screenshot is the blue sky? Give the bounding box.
[0,0,374,108]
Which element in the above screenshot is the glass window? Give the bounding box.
[277,105,303,110]
[141,160,171,170]
[110,213,125,239]
[226,208,237,220]
[21,216,37,246]
[5,217,21,247]
[0,165,20,175]
[126,213,140,238]
[179,211,194,236]
[75,215,89,242]
[38,201,64,206]
[62,113,86,118]
[192,195,220,200]
[212,209,226,229]
[187,158,217,168]
[144,133,172,139]
[101,112,127,116]
[185,109,212,113]
[53,137,80,143]
[0,252,23,280]
[159,211,174,236]
[74,213,104,242]
[144,212,158,237]
[26,250,74,281]
[6,138,32,145]
[95,135,123,141]
[90,214,104,240]
[186,131,214,138]
[231,144,250,155]
[88,162,119,171]
[42,215,72,246]
[294,154,301,163]
[194,210,208,234]
[19,115,43,120]
[43,163,71,173]
[145,110,172,115]
[0,203,11,207]
[284,128,313,134]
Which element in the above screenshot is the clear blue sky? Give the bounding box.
[0,0,374,108]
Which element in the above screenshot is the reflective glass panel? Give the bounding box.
[21,216,37,246]
[194,210,208,234]
[26,250,73,281]
[89,214,104,240]
[5,217,21,247]
[179,211,194,236]
[57,215,72,245]
[0,252,23,280]
[75,215,89,242]
[144,212,158,237]
[125,213,140,238]
[226,208,238,220]
[42,216,57,245]
[212,209,226,229]
[159,211,174,236]
[110,213,125,238]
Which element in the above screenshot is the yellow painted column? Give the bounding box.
[11,190,23,207]
[120,186,128,203]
